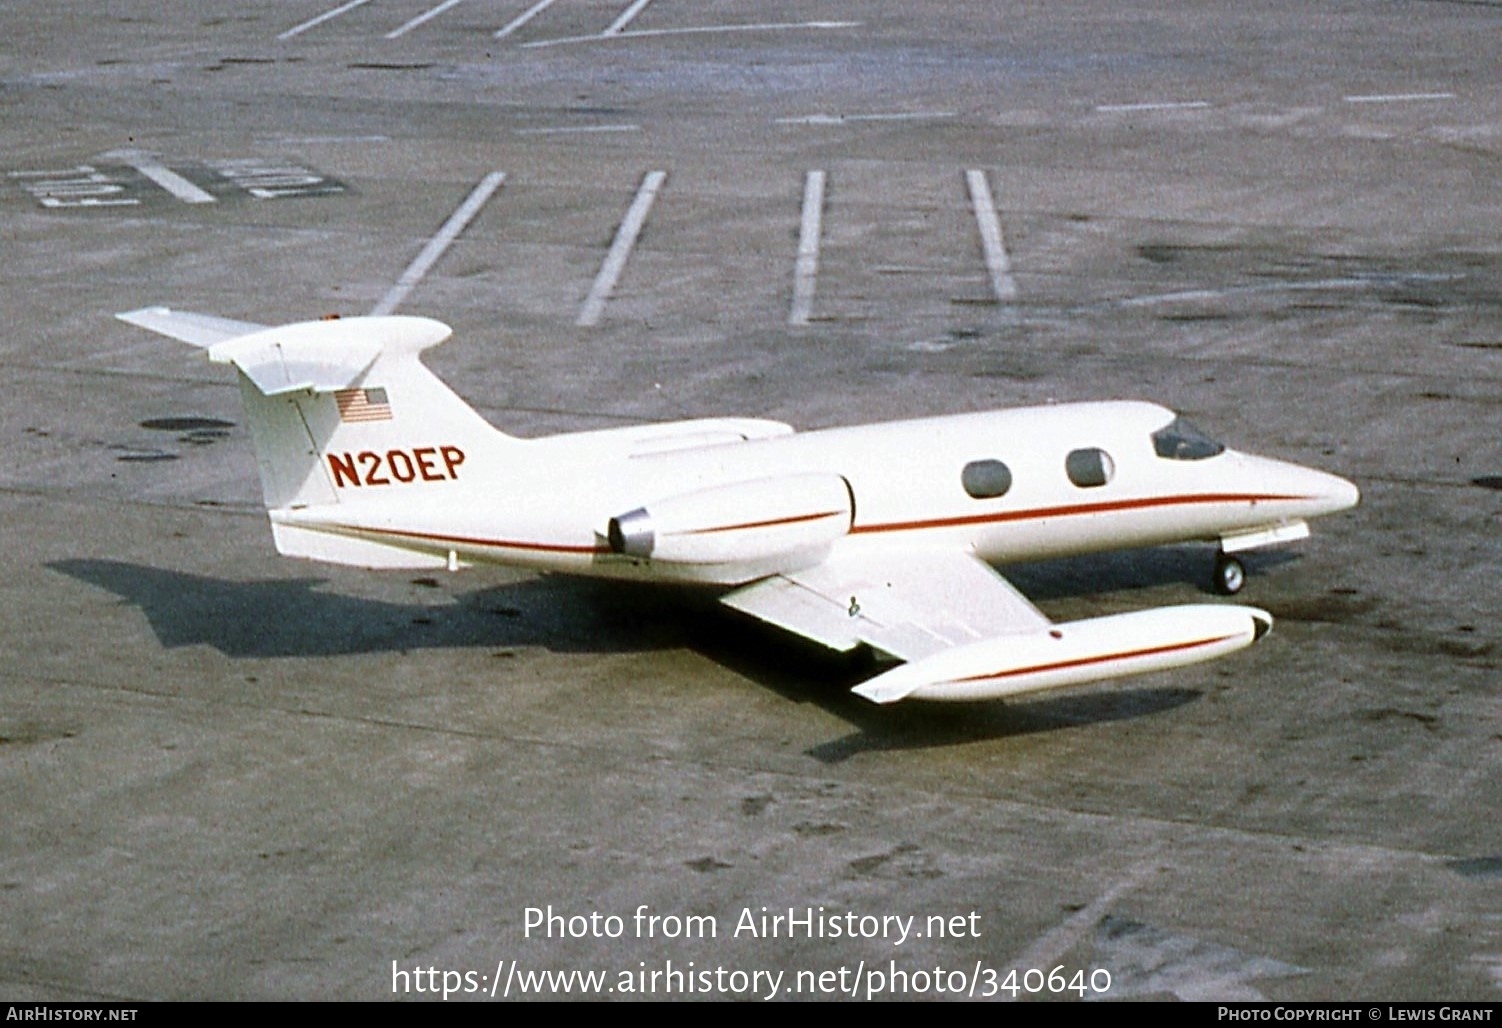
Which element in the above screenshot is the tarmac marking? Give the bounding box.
[1471,955,1502,992]
[523,20,858,49]
[8,158,347,208]
[109,151,216,204]
[604,0,656,36]
[1094,100,1210,113]
[1344,91,1455,104]
[7,165,139,208]
[577,170,667,327]
[260,134,392,144]
[1091,914,1309,1001]
[278,0,377,40]
[965,169,1017,302]
[789,170,826,326]
[1115,273,1461,309]
[999,860,1156,1002]
[206,158,347,199]
[775,111,956,125]
[514,124,641,135]
[370,171,506,316]
[387,0,471,39]
[494,0,563,39]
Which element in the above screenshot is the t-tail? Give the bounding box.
[116,308,520,569]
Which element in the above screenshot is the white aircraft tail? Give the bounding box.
[118,309,521,567]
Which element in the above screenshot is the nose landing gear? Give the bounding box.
[1213,552,1246,595]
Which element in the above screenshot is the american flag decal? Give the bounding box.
[334,387,393,423]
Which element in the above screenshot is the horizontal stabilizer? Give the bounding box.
[208,316,450,395]
[117,309,454,395]
[116,307,269,348]
[208,331,382,395]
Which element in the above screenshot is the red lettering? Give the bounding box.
[413,447,442,482]
[326,445,463,487]
[328,452,360,488]
[358,451,390,485]
[440,445,465,479]
[387,450,416,483]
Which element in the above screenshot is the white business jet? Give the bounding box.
[117,309,1358,704]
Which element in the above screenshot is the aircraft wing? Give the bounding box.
[724,550,1272,705]
[720,550,1052,664]
[116,307,270,348]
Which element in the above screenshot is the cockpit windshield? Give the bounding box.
[1152,415,1226,461]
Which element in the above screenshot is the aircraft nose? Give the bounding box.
[1313,470,1361,515]
[1251,456,1360,519]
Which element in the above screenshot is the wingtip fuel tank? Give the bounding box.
[852,604,1272,704]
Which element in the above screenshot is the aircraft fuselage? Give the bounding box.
[281,400,1357,586]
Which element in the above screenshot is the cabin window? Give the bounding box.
[962,459,1013,499]
[1152,416,1226,461]
[1065,448,1114,488]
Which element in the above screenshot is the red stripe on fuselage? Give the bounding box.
[314,493,1309,559]
[332,524,606,555]
[952,632,1242,685]
[850,492,1306,536]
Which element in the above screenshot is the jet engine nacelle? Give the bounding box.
[607,474,854,581]
[854,604,1273,703]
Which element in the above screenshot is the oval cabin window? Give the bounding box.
[962,459,1013,499]
[1065,448,1114,488]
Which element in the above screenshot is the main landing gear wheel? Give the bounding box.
[1213,553,1246,595]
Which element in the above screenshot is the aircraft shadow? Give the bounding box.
[51,556,1214,754]
[685,611,1203,762]
[1001,544,1298,602]
[805,689,1203,763]
[675,542,1272,757]
[48,558,694,660]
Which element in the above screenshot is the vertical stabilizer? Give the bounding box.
[200,316,517,513]
[118,309,522,525]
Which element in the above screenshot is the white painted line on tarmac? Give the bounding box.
[278,0,376,39]
[998,858,1157,1002]
[1094,100,1210,113]
[387,0,469,39]
[1115,276,1463,309]
[788,170,826,327]
[10,164,139,208]
[965,169,1017,302]
[105,152,216,204]
[577,170,667,328]
[775,111,955,125]
[1119,288,1226,307]
[495,0,563,39]
[604,0,655,35]
[524,20,859,49]
[1344,91,1455,104]
[1092,915,1308,1001]
[515,124,641,135]
[261,134,392,144]
[370,171,506,317]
